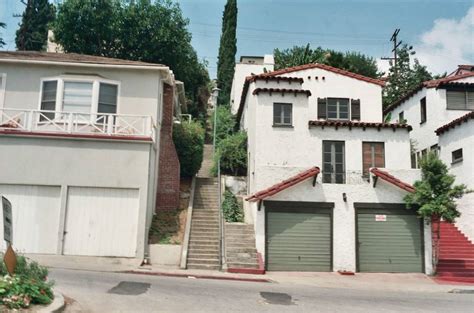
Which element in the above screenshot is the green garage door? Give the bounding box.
[266,202,332,271]
[356,207,424,273]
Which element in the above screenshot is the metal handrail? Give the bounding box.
[218,158,225,270]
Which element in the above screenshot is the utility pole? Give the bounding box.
[381,28,402,76]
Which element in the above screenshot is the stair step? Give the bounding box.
[188,252,219,258]
[187,264,221,270]
[437,272,474,277]
[187,258,220,265]
[226,262,260,269]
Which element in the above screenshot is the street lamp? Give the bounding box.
[211,87,220,156]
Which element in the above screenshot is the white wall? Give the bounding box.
[438,121,474,241]
[389,77,474,155]
[230,56,274,114]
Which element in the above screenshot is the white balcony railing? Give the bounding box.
[0,108,156,141]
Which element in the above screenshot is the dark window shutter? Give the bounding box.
[351,99,361,120]
[318,98,327,119]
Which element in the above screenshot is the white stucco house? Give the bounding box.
[0,51,182,260]
[384,68,474,241]
[230,55,274,113]
[235,63,431,274]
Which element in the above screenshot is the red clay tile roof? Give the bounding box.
[308,120,412,131]
[247,76,303,83]
[252,88,311,96]
[435,111,474,136]
[384,72,474,115]
[257,63,386,87]
[370,168,415,193]
[246,167,320,202]
[0,51,166,68]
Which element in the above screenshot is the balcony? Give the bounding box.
[0,108,156,141]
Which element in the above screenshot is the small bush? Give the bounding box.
[0,255,54,309]
[222,190,244,222]
[213,131,247,176]
[173,120,205,177]
[210,106,236,146]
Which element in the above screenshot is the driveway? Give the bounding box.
[50,268,474,312]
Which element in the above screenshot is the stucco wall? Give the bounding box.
[438,121,474,241]
[388,77,474,155]
[0,135,152,258]
[249,168,432,274]
[0,63,163,121]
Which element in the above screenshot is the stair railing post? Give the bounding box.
[218,158,225,270]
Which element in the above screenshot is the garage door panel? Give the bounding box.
[267,208,332,272]
[357,210,423,273]
[63,187,139,257]
[0,185,61,254]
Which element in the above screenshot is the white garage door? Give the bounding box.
[63,187,139,257]
[0,185,61,254]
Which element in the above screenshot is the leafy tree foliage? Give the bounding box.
[0,22,5,48]
[222,190,244,222]
[274,44,380,78]
[217,0,237,105]
[211,105,236,146]
[15,0,55,51]
[214,131,247,176]
[404,152,466,223]
[382,44,440,108]
[53,0,209,118]
[172,120,205,177]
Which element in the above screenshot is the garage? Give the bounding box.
[265,201,333,271]
[63,187,140,257]
[356,204,424,273]
[0,184,61,254]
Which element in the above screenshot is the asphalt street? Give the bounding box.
[49,268,474,313]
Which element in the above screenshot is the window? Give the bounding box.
[0,73,7,110]
[38,76,119,119]
[318,98,360,120]
[273,103,292,126]
[452,148,463,164]
[430,144,440,156]
[411,153,417,169]
[420,97,427,124]
[323,141,345,184]
[40,81,58,121]
[362,142,385,178]
[327,98,349,120]
[447,90,474,110]
[416,152,421,169]
[421,148,428,159]
[398,111,406,124]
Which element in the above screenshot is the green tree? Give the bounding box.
[211,105,235,146]
[404,152,467,269]
[173,120,205,177]
[213,131,247,176]
[382,44,437,108]
[0,22,5,48]
[53,0,209,119]
[274,44,380,78]
[216,0,237,105]
[15,0,55,51]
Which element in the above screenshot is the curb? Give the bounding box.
[38,291,65,313]
[123,270,272,283]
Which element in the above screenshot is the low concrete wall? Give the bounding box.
[149,244,181,266]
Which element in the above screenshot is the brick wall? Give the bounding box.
[156,83,180,211]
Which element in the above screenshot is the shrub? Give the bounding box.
[0,255,54,309]
[173,120,205,177]
[211,105,235,146]
[213,131,247,176]
[222,190,244,222]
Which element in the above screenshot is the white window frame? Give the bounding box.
[327,98,350,120]
[38,75,121,120]
[0,73,6,111]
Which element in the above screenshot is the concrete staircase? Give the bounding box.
[436,222,474,283]
[187,152,221,270]
[225,223,261,273]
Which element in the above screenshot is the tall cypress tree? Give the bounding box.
[217,0,237,106]
[15,0,55,51]
[0,22,6,48]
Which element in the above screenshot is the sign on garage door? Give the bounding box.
[356,206,424,273]
[63,187,139,257]
[265,201,333,272]
[0,184,61,254]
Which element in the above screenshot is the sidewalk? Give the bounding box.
[28,254,474,293]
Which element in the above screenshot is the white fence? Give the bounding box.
[0,109,156,140]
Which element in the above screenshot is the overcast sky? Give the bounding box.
[1,0,473,78]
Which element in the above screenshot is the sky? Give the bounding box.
[1,0,473,79]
